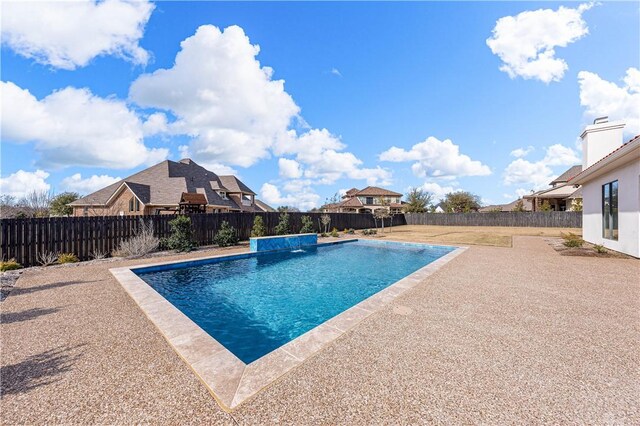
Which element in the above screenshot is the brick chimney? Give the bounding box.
[580,117,625,168]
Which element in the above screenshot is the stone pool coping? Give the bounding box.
[110,240,467,411]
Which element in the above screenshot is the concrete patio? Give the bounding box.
[1,236,638,424]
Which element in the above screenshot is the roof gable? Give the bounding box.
[354,186,402,197]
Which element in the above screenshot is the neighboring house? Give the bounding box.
[478,197,533,212]
[570,118,639,258]
[524,165,583,211]
[322,186,404,214]
[69,158,273,216]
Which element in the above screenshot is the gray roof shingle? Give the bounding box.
[70,159,256,210]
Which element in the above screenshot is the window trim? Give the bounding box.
[602,180,618,241]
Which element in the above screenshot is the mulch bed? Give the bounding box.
[545,238,635,259]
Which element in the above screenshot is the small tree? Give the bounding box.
[278,206,300,213]
[300,215,314,233]
[166,215,195,252]
[274,211,291,235]
[511,199,526,212]
[403,188,433,213]
[319,214,331,234]
[50,192,80,216]
[214,221,239,247]
[251,215,266,237]
[539,200,552,212]
[373,208,391,233]
[570,199,583,212]
[441,191,481,213]
[19,190,53,217]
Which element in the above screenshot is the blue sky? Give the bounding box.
[1,1,638,210]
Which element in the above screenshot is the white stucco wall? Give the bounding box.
[581,159,640,257]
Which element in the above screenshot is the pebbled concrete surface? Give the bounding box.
[1,236,638,424]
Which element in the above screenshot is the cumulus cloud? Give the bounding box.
[1,81,168,169]
[142,112,170,136]
[379,136,491,179]
[418,181,457,202]
[510,146,534,158]
[260,182,320,211]
[503,158,554,188]
[503,142,580,189]
[276,129,392,186]
[486,3,592,83]
[1,0,153,70]
[59,173,121,194]
[543,143,581,166]
[278,158,303,179]
[130,25,299,168]
[0,170,50,198]
[578,67,640,135]
[330,68,342,77]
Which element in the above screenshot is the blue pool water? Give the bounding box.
[135,240,454,363]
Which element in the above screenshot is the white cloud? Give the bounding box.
[578,67,640,135]
[504,142,580,189]
[510,146,535,158]
[379,136,491,179]
[260,182,319,211]
[503,158,554,189]
[278,158,303,179]
[543,144,580,166]
[330,68,342,77]
[59,173,121,194]
[515,188,531,197]
[276,129,392,186]
[130,25,299,168]
[142,112,170,136]
[0,170,50,198]
[486,3,592,83]
[1,81,168,169]
[1,0,153,70]
[418,182,457,202]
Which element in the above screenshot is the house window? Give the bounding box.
[129,197,140,212]
[83,207,88,217]
[366,197,374,205]
[218,191,228,200]
[602,180,618,240]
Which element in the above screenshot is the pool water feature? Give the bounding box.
[135,240,455,363]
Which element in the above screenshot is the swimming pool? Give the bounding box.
[134,240,455,363]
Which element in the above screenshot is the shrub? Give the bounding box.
[330,227,339,238]
[214,221,239,247]
[1,259,22,272]
[346,228,355,234]
[562,232,584,248]
[57,253,79,264]
[320,214,331,234]
[362,228,377,236]
[274,212,290,235]
[539,200,552,212]
[300,215,314,234]
[37,251,58,266]
[320,232,328,237]
[166,215,195,252]
[114,220,160,258]
[90,250,108,260]
[251,216,266,237]
[593,244,607,254]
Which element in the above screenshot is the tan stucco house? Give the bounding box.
[523,165,583,211]
[322,186,404,214]
[69,159,273,216]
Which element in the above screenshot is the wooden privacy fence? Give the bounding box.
[404,211,582,228]
[0,212,393,267]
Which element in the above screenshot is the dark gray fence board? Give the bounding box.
[0,212,391,267]
[405,212,581,228]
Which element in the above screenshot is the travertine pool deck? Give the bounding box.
[1,236,639,424]
[110,240,466,410]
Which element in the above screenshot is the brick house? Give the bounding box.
[69,159,273,216]
[322,186,404,214]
